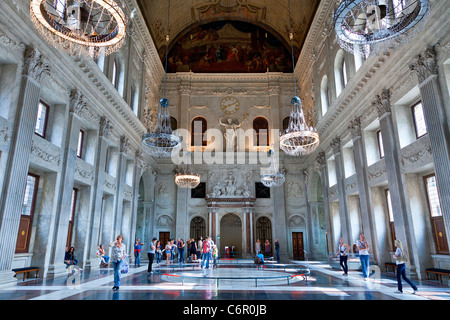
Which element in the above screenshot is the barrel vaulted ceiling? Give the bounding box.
[136,0,320,68]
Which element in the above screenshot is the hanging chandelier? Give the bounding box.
[279,0,320,157]
[260,149,285,188]
[142,0,181,158]
[175,152,201,189]
[30,0,127,58]
[334,0,430,56]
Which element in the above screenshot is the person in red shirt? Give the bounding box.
[201,236,211,269]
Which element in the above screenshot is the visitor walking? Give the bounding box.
[393,239,418,294]
[148,237,157,274]
[356,234,370,280]
[165,241,172,264]
[336,238,351,276]
[134,239,144,267]
[110,235,127,291]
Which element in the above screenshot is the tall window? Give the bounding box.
[112,59,118,88]
[253,117,269,147]
[67,188,78,248]
[320,75,329,116]
[282,117,290,133]
[377,130,385,159]
[77,130,85,158]
[412,101,427,139]
[342,60,348,87]
[35,101,49,138]
[424,174,448,253]
[385,189,396,251]
[16,174,39,253]
[191,117,207,147]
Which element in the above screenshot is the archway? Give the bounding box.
[190,216,206,241]
[220,213,242,257]
[256,217,272,257]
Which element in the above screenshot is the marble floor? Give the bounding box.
[1,260,449,302]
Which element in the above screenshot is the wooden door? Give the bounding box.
[292,232,304,260]
[159,232,170,258]
[433,218,449,254]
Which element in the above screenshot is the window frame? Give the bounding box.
[376,130,385,159]
[411,101,427,139]
[423,174,448,254]
[253,116,269,147]
[34,100,50,139]
[77,129,85,159]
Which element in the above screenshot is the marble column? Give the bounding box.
[47,90,85,278]
[268,79,280,148]
[84,117,111,271]
[0,47,48,287]
[410,46,450,251]
[175,184,189,240]
[331,137,352,245]
[317,151,334,254]
[272,183,288,260]
[113,136,129,238]
[373,89,418,276]
[302,169,314,256]
[349,117,380,262]
[129,151,144,253]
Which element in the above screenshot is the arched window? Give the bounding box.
[342,59,348,87]
[163,116,177,132]
[190,217,206,241]
[334,49,345,96]
[320,75,329,116]
[256,217,272,256]
[191,117,207,147]
[253,117,269,146]
[112,55,125,97]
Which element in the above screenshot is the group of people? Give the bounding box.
[335,233,418,294]
[255,238,280,263]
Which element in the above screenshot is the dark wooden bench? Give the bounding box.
[12,267,39,281]
[426,268,450,284]
[385,262,397,274]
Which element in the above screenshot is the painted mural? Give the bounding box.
[166,21,294,73]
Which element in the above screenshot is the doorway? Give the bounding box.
[159,232,170,259]
[220,213,242,258]
[292,232,304,260]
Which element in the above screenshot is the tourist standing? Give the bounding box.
[165,241,172,264]
[255,239,261,255]
[178,239,185,263]
[275,239,280,263]
[356,234,370,280]
[394,239,418,294]
[202,236,211,269]
[110,235,127,291]
[134,239,144,267]
[190,238,197,262]
[336,238,351,276]
[148,237,157,274]
[264,239,271,258]
[155,240,162,265]
[197,237,203,260]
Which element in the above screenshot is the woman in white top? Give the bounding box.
[109,235,127,291]
[356,234,370,280]
[393,239,418,294]
[335,238,351,276]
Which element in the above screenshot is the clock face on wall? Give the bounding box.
[220,96,240,114]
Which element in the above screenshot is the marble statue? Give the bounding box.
[219,114,249,150]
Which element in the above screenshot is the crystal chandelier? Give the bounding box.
[142,0,181,158]
[260,149,285,188]
[30,0,127,58]
[279,0,320,157]
[175,152,201,189]
[334,0,430,56]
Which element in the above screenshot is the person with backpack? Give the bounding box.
[255,252,264,270]
[393,239,418,294]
